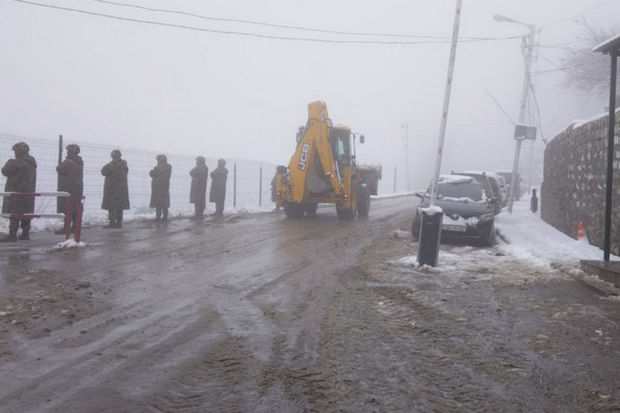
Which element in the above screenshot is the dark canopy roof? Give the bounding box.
[593,34,620,54]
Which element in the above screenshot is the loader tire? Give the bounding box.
[284,203,304,218]
[304,203,318,216]
[336,207,356,220]
[357,184,371,217]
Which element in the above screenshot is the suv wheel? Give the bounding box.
[481,222,496,246]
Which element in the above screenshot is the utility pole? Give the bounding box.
[393,165,397,193]
[505,23,536,213]
[417,0,463,268]
[430,0,463,206]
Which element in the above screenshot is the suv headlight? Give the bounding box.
[478,213,494,222]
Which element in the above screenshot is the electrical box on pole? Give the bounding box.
[506,24,537,214]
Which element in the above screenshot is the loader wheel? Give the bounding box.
[284,203,304,218]
[336,207,356,220]
[357,184,371,217]
[304,203,318,216]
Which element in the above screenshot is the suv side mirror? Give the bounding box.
[359,135,365,144]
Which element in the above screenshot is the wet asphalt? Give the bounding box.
[0,196,619,412]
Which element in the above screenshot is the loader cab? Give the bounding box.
[331,126,352,167]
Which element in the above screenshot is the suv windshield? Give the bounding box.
[437,182,483,201]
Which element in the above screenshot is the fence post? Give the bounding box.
[57,135,63,212]
[233,163,237,207]
[259,166,263,206]
[393,165,397,193]
[58,135,63,165]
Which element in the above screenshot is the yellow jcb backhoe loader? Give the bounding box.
[275,101,382,219]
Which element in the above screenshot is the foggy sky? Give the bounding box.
[1,0,619,192]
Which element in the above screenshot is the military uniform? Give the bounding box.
[150,154,171,221]
[101,149,130,228]
[209,159,228,217]
[189,156,208,218]
[1,142,37,241]
[56,144,83,233]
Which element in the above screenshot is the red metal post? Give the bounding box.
[74,198,84,243]
[64,197,72,240]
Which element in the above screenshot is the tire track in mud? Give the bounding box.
[0,217,285,410]
[0,300,217,411]
[0,197,419,411]
[253,219,545,412]
[146,336,262,413]
[133,205,413,412]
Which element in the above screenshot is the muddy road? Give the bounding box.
[0,196,619,412]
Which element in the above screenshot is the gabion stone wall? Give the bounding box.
[541,111,620,255]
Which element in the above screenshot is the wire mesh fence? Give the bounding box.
[0,133,277,229]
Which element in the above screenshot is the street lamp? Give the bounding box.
[494,14,537,213]
[493,14,530,27]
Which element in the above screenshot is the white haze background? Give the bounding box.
[1,0,619,192]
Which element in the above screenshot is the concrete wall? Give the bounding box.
[541,112,620,255]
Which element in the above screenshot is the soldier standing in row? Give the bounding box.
[189,156,208,219]
[1,142,37,242]
[209,158,228,217]
[55,144,83,234]
[150,154,171,222]
[101,149,130,228]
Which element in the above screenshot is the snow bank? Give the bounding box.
[495,198,619,267]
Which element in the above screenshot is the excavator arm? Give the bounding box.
[286,101,344,203]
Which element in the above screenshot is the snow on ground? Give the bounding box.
[373,191,418,199]
[495,198,619,267]
[53,238,88,249]
[563,107,620,130]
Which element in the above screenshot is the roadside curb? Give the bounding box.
[557,266,619,297]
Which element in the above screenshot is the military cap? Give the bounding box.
[66,143,80,154]
[12,142,29,152]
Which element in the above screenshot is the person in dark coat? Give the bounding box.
[530,188,539,214]
[189,156,208,218]
[101,149,130,228]
[209,158,228,217]
[1,142,37,242]
[55,144,83,234]
[150,154,171,221]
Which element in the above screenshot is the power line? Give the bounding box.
[541,0,615,28]
[10,0,522,45]
[485,89,516,126]
[86,0,504,42]
[531,60,599,76]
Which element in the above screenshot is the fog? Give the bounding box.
[1,0,618,192]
